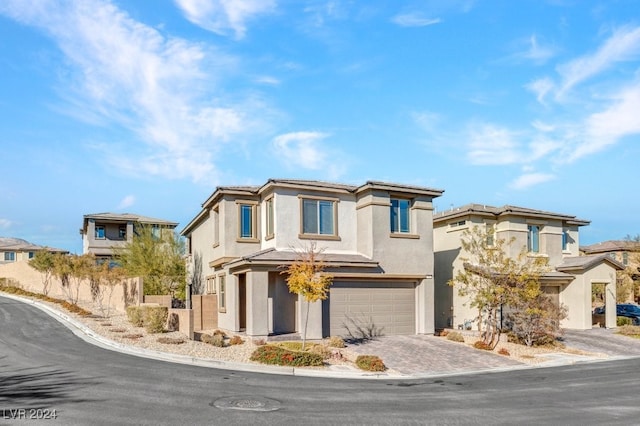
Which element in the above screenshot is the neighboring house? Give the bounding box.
[181,179,444,339]
[80,213,178,260]
[433,204,624,331]
[581,240,640,303]
[0,237,68,264]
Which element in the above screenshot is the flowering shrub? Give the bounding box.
[250,345,324,367]
[473,340,492,351]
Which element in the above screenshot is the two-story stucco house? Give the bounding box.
[0,237,68,263]
[80,213,178,260]
[181,179,444,339]
[433,204,624,331]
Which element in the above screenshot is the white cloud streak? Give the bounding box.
[271,131,347,179]
[117,195,136,210]
[391,14,441,28]
[509,173,555,190]
[0,218,12,229]
[0,0,264,183]
[174,0,276,39]
[556,26,640,98]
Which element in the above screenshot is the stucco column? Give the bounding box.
[605,280,617,329]
[245,271,269,337]
[298,297,323,340]
[417,277,435,334]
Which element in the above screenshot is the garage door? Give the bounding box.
[329,281,416,337]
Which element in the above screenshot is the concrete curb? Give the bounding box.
[2,292,631,380]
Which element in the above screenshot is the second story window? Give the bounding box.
[151,224,161,240]
[238,203,257,240]
[265,197,274,238]
[527,225,540,253]
[486,224,495,247]
[302,198,335,236]
[623,252,629,266]
[95,225,106,239]
[562,229,569,251]
[119,225,127,240]
[390,199,411,233]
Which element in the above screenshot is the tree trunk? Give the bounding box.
[302,300,310,351]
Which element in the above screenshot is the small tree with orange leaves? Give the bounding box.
[282,243,333,350]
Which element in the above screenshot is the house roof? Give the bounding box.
[225,248,379,271]
[581,240,640,254]
[83,212,178,226]
[433,203,590,226]
[0,237,68,253]
[556,254,625,272]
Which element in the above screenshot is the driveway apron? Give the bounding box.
[345,335,522,375]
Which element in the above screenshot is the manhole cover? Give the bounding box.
[212,396,281,412]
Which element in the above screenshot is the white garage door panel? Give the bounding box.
[330,282,416,336]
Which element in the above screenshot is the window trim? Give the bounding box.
[390,198,411,234]
[206,275,216,295]
[118,225,127,240]
[265,196,275,240]
[218,274,226,312]
[527,224,540,253]
[236,200,259,243]
[4,251,16,262]
[95,225,106,239]
[298,195,340,240]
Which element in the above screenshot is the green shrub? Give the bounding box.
[202,333,226,347]
[473,341,493,350]
[250,345,324,367]
[446,331,465,342]
[617,316,633,327]
[327,336,345,348]
[355,355,386,372]
[275,341,307,351]
[126,306,145,327]
[143,306,168,333]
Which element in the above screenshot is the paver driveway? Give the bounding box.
[345,335,522,375]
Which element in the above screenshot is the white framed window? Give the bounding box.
[265,197,274,239]
[390,198,411,233]
[218,274,226,312]
[237,201,258,241]
[528,225,540,253]
[301,198,336,236]
[206,275,216,294]
[151,224,161,239]
[4,252,16,262]
[95,226,106,239]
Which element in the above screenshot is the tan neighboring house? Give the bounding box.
[80,213,178,260]
[0,237,68,264]
[433,204,624,331]
[181,179,444,339]
[581,240,640,303]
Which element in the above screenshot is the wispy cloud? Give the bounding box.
[556,26,640,98]
[0,218,12,229]
[117,195,136,210]
[174,0,276,39]
[509,172,556,190]
[272,131,346,178]
[466,124,523,165]
[391,13,441,28]
[0,0,267,183]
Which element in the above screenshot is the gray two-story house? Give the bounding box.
[433,204,623,331]
[181,179,444,339]
[80,213,178,260]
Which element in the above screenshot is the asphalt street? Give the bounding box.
[2,295,640,425]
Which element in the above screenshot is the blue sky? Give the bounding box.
[1,0,639,254]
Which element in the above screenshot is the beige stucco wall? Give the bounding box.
[0,260,141,315]
[561,263,617,329]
